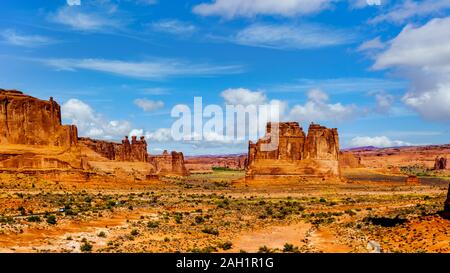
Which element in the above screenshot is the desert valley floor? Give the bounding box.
[0,168,448,253]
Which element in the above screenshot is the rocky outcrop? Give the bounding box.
[406,175,419,185]
[434,156,447,170]
[79,136,148,162]
[246,122,340,179]
[340,152,363,168]
[0,89,77,147]
[80,138,189,176]
[150,150,189,176]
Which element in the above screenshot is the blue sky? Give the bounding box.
[1,0,450,155]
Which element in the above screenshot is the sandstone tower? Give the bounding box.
[0,89,78,147]
[246,122,340,179]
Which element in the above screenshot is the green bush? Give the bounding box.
[27,215,41,222]
[147,221,159,228]
[80,242,93,252]
[220,241,233,250]
[201,227,219,236]
[46,215,57,225]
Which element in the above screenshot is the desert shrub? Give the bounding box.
[130,229,139,236]
[18,206,26,216]
[27,215,41,222]
[283,243,299,253]
[191,246,218,253]
[147,221,159,228]
[258,246,273,253]
[98,231,106,238]
[46,215,57,225]
[220,241,233,250]
[173,213,183,224]
[202,227,219,236]
[194,215,204,224]
[80,242,93,252]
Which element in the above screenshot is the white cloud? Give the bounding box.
[221,88,267,106]
[232,23,355,50]
[62,99,132,140]
[134,0,158,5]
[151,19,197,35]
[350,136,412,148]
[357,36,385,52]
[193,0,334,18]
[50,6,119,31]
[373,16,450,121]
[67,0,81,6]
[273,78,406,94]
[134,98,164,112]
[288,89,357,123]
[41,58,243,80]
[371,91,395,113]
[146,128,173,142]
[1,29,54,47]
[371,0,450,24]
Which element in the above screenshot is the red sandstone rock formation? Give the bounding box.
[339,152,363,168]
[246,122,340,179]
[0,89,77,147]
[150,150,189,176]
[434,156,447,170]
[79,136,148,162]
[406,175,419,185]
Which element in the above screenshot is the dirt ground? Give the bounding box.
[0,169,448,253]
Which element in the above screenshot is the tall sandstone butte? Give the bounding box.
[0,89,77,147]
[246,122,340,179]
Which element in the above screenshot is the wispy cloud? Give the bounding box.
[229,23,356,50]
[151,19,197,35]
[193,0,334,19]
[39,57,244,79]
[270,78,406,94]
[134,98,164,112]
[49,6,121,31]
[370,0,450,24]
[0,29,55,47]
[67,0,81,6]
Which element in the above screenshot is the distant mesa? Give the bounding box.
[0,89,188,178]
[246,122,341,181]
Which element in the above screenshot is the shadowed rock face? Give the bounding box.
[444,184,450,218]
[339,152,363,168]
[0,89,78,147]
[246,122,340,179]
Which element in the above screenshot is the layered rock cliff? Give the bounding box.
[246,122,340,179]
[79,136,148,162]
[0,89,77,147]
[150,150,189,176]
